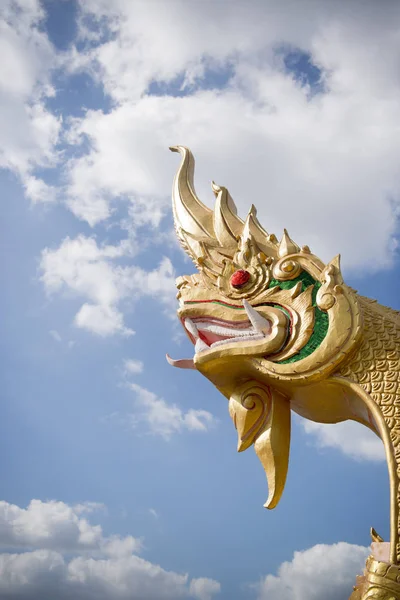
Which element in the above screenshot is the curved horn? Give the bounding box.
[170,146,214,239]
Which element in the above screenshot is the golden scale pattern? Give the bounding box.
[339,297,400,562]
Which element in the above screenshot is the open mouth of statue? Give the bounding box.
[166,300,273,369]
[183,316,269,353]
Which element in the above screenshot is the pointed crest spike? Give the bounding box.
[171,145,214,237]
[170,146,216,264]
[242,212,253,242]
[213,183,243,247]
[325,255,342,277]
[249,204,257,217]
[331,254,341,270]
[211,180,221,197]
[325,254,344,285]
[278,229,300,258]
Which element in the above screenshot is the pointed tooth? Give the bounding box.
[195,338,209,353]
[185,318,198,338]
[211,180,221,196]
[242,299,271,335]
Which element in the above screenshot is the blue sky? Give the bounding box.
[0,1,399,599]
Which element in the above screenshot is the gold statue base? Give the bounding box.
[351,533,400,600]
[350,556,400,599]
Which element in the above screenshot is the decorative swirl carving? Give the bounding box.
[229,382,272,451]
[272,257,302,281]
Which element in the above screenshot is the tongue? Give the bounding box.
[166,354,196,369]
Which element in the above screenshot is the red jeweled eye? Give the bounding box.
[230,269,251,288]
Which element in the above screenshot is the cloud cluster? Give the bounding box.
[256,542,368,600]
[301,419,386,462]
[59,0,400,271]
[40,235,176,336]
[0,0,60,200]
[189,578,222,600]
[0,499,140,556]
[123,359,144,375]
[0,499,220,600]
[128,383,216,440]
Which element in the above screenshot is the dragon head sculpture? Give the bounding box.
[167,146,400,599]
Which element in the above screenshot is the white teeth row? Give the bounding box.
[184,303,270,354]
[210,333,265,348]
[196,322,257,338]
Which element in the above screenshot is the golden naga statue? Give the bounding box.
[167,146,400,600]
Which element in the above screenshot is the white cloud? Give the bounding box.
[190,578,221,600]
[127,196,166,230]
[74,0,324,102]
[256,542,368,600]
[123,359,144,374]
[74,303,133,337]
[129,383,216,440]
[102,536,139,559]
[148,508,159,519]
[73,502,106,516]
[0,499,140,555]
[126,256,177,311]
[300,418,386,462]
[49,329,62,342]
[0,498,220,600]
[0,549,221,600]
[59,0,400,273]
[24,174,57,203]
[39,235,176,336]
[0,0,60,195]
